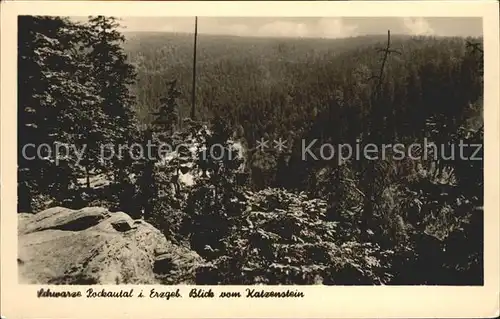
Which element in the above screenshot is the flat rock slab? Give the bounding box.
[19,207,111,235]
[18,206,204,285]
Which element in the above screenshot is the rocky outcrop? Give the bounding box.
[18,207,203,285]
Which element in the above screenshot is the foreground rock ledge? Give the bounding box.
[18,207,203,285]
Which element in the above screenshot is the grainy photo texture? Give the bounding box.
[17,16,484,286]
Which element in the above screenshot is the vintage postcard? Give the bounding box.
[1,1,499,318]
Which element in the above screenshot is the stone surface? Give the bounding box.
[18,207,203,285]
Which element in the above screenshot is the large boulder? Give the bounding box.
[18,207,203,285]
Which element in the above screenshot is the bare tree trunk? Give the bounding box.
[360,30,399,242]
[85,165,90,189]
[191,16,198,120]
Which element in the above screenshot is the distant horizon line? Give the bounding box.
[122,30,483,40]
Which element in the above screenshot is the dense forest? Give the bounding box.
[18,16,484,285]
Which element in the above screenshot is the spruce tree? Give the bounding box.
[82,16,138,182]
[18,16,101,210]
[151,79,180,135]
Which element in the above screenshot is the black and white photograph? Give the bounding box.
[2,2,499,318]
[15,14,487,286]
[0,1,500,318]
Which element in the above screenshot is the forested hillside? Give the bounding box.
[18,16,484,285]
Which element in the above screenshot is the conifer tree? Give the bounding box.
[151,80,180,135]
[82,16,138,182]
[18,16,101,209]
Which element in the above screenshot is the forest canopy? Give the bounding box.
[18,16,484,285]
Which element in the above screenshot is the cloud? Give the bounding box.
[227,24,250,36]
[253,18,357,39]
[316,18,358,38]
[72,17,481,38]
[402,18,434,35]
[257,21,309,38]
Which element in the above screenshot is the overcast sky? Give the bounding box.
[71,17,482,38]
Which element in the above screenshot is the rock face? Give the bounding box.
[18,207,203,285]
